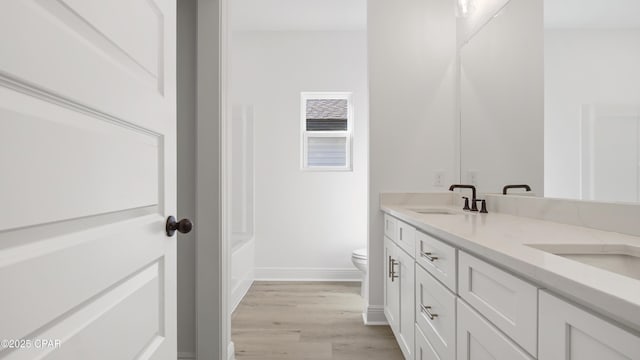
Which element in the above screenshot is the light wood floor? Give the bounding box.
[232,282,404,360]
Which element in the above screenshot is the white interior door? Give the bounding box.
[0,1,177,359]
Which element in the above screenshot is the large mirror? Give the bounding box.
[460,0,640,203]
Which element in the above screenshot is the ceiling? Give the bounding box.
[231,0,367,32]
[545,0,640,29]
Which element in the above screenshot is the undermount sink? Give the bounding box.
[409,208,458,215]
[528,244,640,281]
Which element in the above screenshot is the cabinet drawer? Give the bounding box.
[458,252,538,357]
[539,291,640,360]
[415,265,455,360]
[395,220,416,256]
[457,299,534,360]
[415,324,441,360]
[384,214,396,240]
[415,230,457,291]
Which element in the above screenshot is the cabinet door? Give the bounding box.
[457,300,534,360]
[384,236,399,332]
[396,247,415,359]
[539,291,640,360]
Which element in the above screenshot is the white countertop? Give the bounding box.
[381,202,640,333]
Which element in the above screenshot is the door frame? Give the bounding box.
[195,0,232,359]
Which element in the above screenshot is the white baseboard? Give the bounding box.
[363,305,388,325]
[254,267,361,281]
[177,351,195,359]
[228,341,235,360]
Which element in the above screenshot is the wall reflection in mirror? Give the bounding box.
[459,0,640,203]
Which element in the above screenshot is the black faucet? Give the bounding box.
[475,199,489,213]
[503,184,532,195]
[461,196,471,211]
[449,184,478,211]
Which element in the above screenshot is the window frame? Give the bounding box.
[300,92,354,171]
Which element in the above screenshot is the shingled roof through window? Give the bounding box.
[306,99,348,120]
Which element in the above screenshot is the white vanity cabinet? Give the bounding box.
[539,291,640,360]
[382,211,639,360]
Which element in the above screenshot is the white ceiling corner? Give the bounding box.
[231,0,367,32]
[545,0,640,29]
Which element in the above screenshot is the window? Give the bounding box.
[301,92,353,171]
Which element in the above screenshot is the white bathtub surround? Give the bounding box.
[230,239,255,313]
[229,103,256,315]
[380,192,640,333]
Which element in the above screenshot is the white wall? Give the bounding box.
[457,0,511,46]
[196,0,227,358]
[545,29,640,199]
[231,30,369,280]
[459,0,544,195]
[367,0,457,322]
[177,0,196,356]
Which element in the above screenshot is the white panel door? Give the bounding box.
[0,1,177,359]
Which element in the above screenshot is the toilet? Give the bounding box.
[351,248,368,298]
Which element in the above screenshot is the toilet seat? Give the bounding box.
[352,248,367,260]
[351,248,368,298]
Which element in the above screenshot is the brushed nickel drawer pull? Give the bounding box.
[420,251,439,262]
[420,304,438,320]
[390,259,399,282]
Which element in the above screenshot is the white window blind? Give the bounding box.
[306,136,347,167]
[301,93,353,170]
